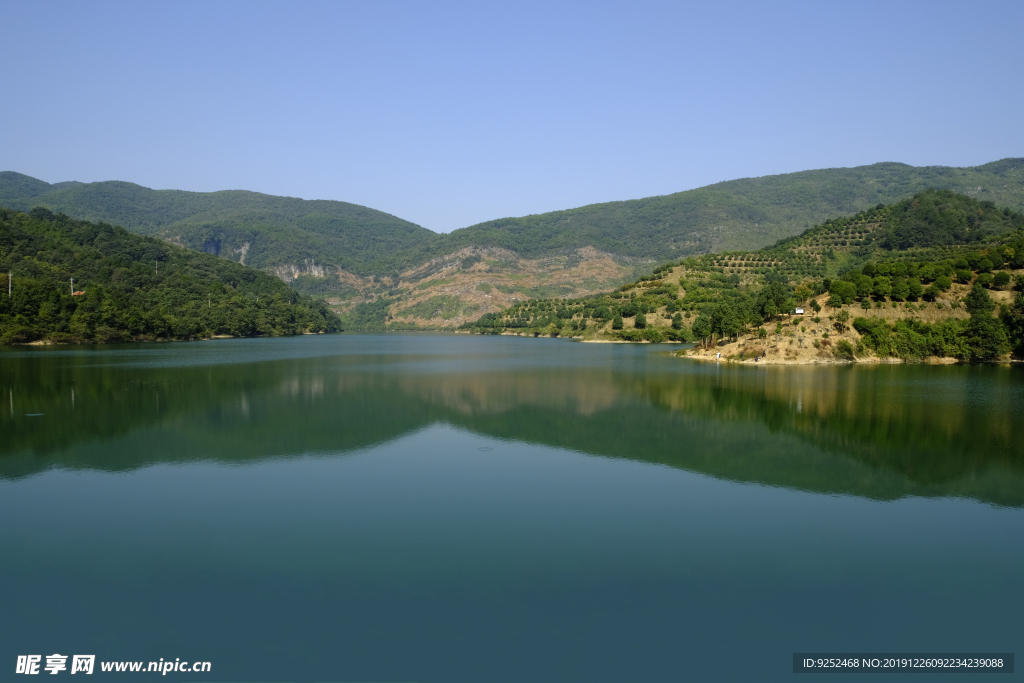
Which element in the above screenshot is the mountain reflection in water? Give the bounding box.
[2,334,1022,506]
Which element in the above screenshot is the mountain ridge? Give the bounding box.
[3,159,1023,321]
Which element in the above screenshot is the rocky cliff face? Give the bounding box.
[272,259,327,282]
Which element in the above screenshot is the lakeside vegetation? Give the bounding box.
[462,190,1024,362]
[0,207,341,344]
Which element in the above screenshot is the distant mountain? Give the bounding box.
[445,159,1024,259]
[0,172,436,279]
[3,159,1023,308]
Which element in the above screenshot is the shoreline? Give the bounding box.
[677,349,1023,366]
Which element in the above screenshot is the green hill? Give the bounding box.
[464,190,1024,361]
[445,159,1024,259]
[5,159,1024,291]
[0,206,340,344]
[0,172,436,279]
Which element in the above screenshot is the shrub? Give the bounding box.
[833,339,855,361]
[853,316,969,360]
[642,328,664,343]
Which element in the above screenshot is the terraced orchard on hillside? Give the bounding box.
[462,190,1024,363]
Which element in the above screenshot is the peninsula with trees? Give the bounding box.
[461,190,1024,363]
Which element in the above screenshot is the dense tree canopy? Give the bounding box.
[0,208,341,344]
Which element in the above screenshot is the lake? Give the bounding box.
[1,334,1022,681]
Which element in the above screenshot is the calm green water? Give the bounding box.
[1,334,1022,681]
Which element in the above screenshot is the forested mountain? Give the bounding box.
[4,159,1023,294]
[0,172,436,278]
[464,190,1024,362]
[446,159,1024,259]
[0,207,340,344]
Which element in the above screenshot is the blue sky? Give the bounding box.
[2,0,1021,232]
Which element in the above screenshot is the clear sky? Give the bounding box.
[2,0,1021,232]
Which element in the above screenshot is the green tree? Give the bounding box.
[872,276,891,299]
[1000,292,1024,357]
[891,278,910,301]
[691,314,712,345]
[829,280,857,305]
[711,302,741,339]
[634,312,647,329]
[963,283,995,316]
[854,274,873,298]
[756,282,791,321]
[612,314,623,330]
[963,284,1008,360]
[671,312,683,330]
[966,315,1009,361]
